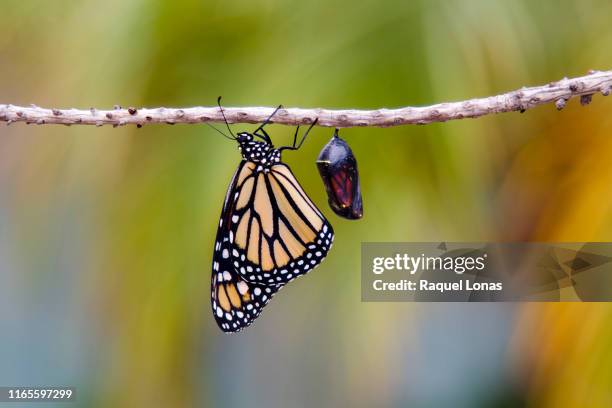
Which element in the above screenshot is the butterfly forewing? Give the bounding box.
[211,161,281,332]
[229,162,334,286]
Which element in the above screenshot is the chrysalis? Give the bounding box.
[316,129,363,220]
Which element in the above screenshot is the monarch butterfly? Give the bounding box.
[316,128,363,220]
[210,99,334,332]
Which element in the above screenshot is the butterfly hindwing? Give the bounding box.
[228,162,334,286]
[211,238,281,332]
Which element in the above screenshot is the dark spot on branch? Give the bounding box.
[137,124,142,128]
[128,107,137,115]
[580,94,593,106]
[146,116,153,121]
[106,113,113,119]
[114,105,122,110]
[555,98,567,110]
[52,109,62,116]
[16,111,23,117]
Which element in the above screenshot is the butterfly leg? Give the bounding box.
[253,105,283,144]
[279,118,319,151]
[254,126,273,145]
[291,124,301,148]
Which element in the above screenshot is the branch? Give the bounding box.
[1,70,611,128]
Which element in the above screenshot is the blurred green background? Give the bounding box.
[1,1,612,407]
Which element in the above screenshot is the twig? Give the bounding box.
[1,70,611,128]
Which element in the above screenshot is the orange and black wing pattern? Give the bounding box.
[211,160,334,332]
[228,162,334,285]
[211,161,281,332]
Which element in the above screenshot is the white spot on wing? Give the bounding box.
[237,281,248,294]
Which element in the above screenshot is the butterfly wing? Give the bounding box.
[211,250,281,332]
[229,162,334,285]
[211,161,281,332]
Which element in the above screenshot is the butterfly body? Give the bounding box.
[211,115,334,333]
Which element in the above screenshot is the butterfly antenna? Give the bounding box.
[217,96,236,139]
[206,122,235,140]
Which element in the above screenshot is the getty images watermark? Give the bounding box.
[371,251,499,292]
[361,242,612,302]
